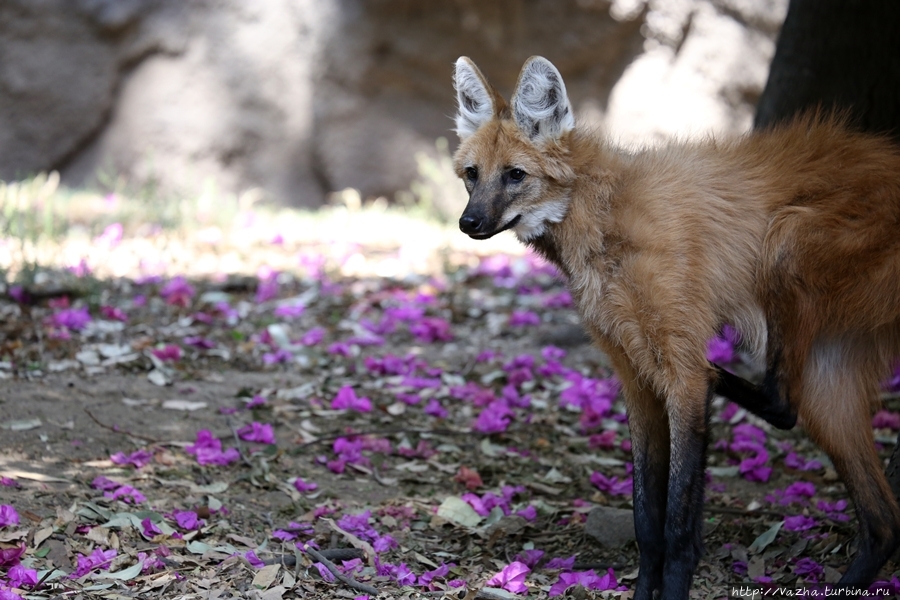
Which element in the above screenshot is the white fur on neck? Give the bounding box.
[508,199,569,242]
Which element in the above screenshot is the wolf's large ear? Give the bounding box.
[454,57,499,139]
[511,57,574,142]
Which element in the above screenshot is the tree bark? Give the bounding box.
[755,0,900,143]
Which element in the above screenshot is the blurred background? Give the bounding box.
[0,0,793,287]
[0,0,787,210]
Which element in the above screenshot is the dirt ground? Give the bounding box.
[1,252,899,599]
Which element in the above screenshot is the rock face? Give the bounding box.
[0,0,786,207]
[57,0,333,208]
[0,1,120,181]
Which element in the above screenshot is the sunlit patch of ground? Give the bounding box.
[0,177,523,285]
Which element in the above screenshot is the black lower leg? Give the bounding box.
[839,485,900,585]
[659,387,712,600]
[625,387,672,600]
[713,365,796,429]
[632,443,669,600]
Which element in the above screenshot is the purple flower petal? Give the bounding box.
[159,276,195,307]
[793,557,823,581]
[237,422,276,444]
[100,305,128,322]
[589,472,633,497]
[423,398,448,418]
[300,327,325,346]
[509,310,540,327]
[486,561,530,594]
[784,515,817,531]
[784,451,823,471]
[273,303,305,318]
[110,449,153,469]
[174,510,203,530]
[473,400,512,434]
[183,336,216,349]
[7,564,38,588]
[311,560,335,581]
[244,550,265,568]
[707,325,740,363]
[395,562,417,586]
[151,344,182,361]
[185,430,240,466]
[91,476,120,491]
[409,317,452,342]
[515,505,537,521]
[95,223,123,248]
[48,307,92,331]
[0,545,25,568]
[549,568,619,597]
[872,409,900,430]
[255,278,279,304]
[331,386,373,412]
[293,477,318,493]
[515,549,545,568]
[71,547,117,578]
[0,505,19,527]
[141,518,162,537]
[104,485,147,504]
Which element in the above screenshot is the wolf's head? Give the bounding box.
[453,56,576,242]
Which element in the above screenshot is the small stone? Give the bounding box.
[584,506,636,549]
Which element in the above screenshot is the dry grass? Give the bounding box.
[0,173,521,286]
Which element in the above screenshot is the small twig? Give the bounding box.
[321,548,364,561]
[417,591,509,600]
[475,589,522,600]
[84,407,160,443]
[262,554,298,567]
[304,545,379,596]
[704,505,787,519]
[209,277,256,293]
[36,567,58,587]
[460,357,477,377]
[295,427,470,450]
[262,548,363,566]
[704,504,854,527]
[227,418,253,467]
[4,285,84,304]
[570,561,624,571]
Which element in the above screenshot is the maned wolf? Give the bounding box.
[452,55,900,599]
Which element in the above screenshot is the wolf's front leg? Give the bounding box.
[659,378,714,600]
[618,366,671,600]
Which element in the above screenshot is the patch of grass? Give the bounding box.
[0,142,512,287]
[397,137,468,223]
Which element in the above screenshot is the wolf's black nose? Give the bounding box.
[459,214,483,234]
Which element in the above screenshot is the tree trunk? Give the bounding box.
[755,0,900,143]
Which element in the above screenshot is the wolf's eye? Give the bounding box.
[465,166,478,181]
[509,168,526,182]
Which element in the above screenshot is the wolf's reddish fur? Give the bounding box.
[453,56,900,599]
